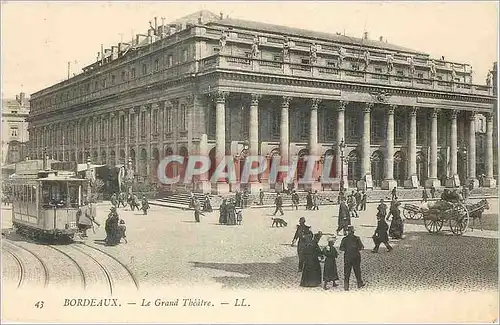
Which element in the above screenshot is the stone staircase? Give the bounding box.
[150,187,498,210]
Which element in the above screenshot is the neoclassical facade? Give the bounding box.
[28,11,497,193]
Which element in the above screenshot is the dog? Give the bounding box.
[271,217,288,227]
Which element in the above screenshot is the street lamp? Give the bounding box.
[338,139,346,191]
[459,142,467,185]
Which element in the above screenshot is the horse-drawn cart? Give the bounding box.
[402,201,470,235]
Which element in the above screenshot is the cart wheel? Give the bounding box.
[402,209,409,219]
[449,204,470,235]
[424,218,444,233]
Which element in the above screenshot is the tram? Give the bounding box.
[5,158,91,241]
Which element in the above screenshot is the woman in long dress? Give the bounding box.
[292,217,311,272]
[226,199,237,225]
[322,237,339,289]
[300,233,323,287]
[219,199,227,224]
[388,198,403,239]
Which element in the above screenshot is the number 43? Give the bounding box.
[35,301,44,309]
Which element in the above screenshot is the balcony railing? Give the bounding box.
[200,54,493,97]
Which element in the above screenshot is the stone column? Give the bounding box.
[124,112,129,160]
[382,105,397,189]
[280,96,292,187]
[108,113,115,165]
[336,101,348,190]
[359,102,373,189]
[248,94,262,193]
[446,110,459,187]
[214,91,229,193]
[405,107,419,188]
[74,122,79,162]
[198,133,211,193]
[425,108,441,188]
[146,106,152,180]
[310,98,322,191]
[484,113,496,187]
[135,109,140,174]
[468,112,479,188]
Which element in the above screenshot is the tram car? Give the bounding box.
[6,159,91,241]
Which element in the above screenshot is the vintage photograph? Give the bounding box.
[1,1,498,323]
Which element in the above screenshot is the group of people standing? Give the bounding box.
[292,217,365,291]
[104,206,127,246]
[110,192,150,215]
[218,198,243,225]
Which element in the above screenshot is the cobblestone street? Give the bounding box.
[2,198,497,293]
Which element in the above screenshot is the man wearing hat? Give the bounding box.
[339,225,365,291]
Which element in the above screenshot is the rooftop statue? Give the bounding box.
[338,47,347,66]
[219,30,228,49]
[310,43,318,63]
[386,54,394,73]
[407,56,415,76]
[251,35,260,57]
[429,60,437,78]
[363,50,370,70]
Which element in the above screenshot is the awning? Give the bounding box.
[76,164,106,172]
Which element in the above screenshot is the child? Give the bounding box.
[236,209,243,225]
[118,219,128,244]
[322,236,339,290]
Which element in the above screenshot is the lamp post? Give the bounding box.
[339,139,346,191]
[459,142,467,186]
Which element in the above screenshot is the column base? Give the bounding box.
[483,177,497,188]
[357,180,368,191]
[445,175,460,188]
[381,179,398,190]
[425,178,441,188]
[404,175,419,189]
[310,182,322,192]
[467,178,479,189]
[246,182,263,194]
[212,182,230,194]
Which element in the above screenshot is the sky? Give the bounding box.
[1,1,498,99]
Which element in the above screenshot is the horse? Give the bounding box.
[468,199,490,231]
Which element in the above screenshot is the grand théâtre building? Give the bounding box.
[28,10,497,193]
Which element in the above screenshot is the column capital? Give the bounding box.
[387,104,397,115]
[364,102,374,113]
[410,106,418,116]
[448,109,459,120]
[250,93,262,106]
[151,102,160,110]
[185,95,194,106]
[129,108,135,115]
[212,91,229,103]
[311,98,322,110]
[486,112,493,122]
[110,112,116,118]
[468,111,477,121]
[430,108,439,118]
[281,96,292,108]
[337,100,349,112]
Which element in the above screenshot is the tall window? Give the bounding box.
[298,111,309,140]
[141,111,146,136]
[154,59,159,72]
[167,55,173,67]
[142,63,148,76]
[111,75,116,85]
[347,114,358,137]
[165,108,173,133]
[180,104,188,131]
[182,49,188,62]
[120,115,125,138]
[152,110,158,134]
[130,114,136,137]
[121,71,126,81]
[131,68,136,79]
[271,108,280,138]
[371,114,384,139]
[395,114,406,140]
[417,117,425,142]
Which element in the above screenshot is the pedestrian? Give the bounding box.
[360,190,367,211]
[339,225,365,291]
[219,199,227,224]
[273,193,284,216]
[141,195,149,215]
[306,191,313,210]
[372,212,393,253]
[299,233,323,288]
[422,188,429,203]
[259,189,264,205]
[105,206,120,246]
[111,193,118,207]
[117,192,126,208]
[189,191,194,209]
[292,217,311,272]
[312,190,319,210]
[388,197,403,239]
[193,199,204,223]
[291,190,299,210]
[355,190,362,210]
[336,197,351,235]
[235,190,242,208]
[226,199,237,225]
[347,193,358,218]
[117,219,127,244]
[203,194,213,212]
[321,236,340,290]
[377,199,387,219]
[391,187,397,200]
[236,209,243,225]
[430,185,436,198]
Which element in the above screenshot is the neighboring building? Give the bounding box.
[2,92,30,166]
[28,10,497,193]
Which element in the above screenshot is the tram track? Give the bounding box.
[2,247,25,289]
[2,240,49,288]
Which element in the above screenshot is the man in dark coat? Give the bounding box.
[292,217,311,272]
[235,191,242,208]
[273,193,284,216]
[377,199,387,219]
[105,207,120,246]
[193,199,204,223]
[219,199,227,224]
[372,213,393,253]
[430,185,436,198]
[355,190,362,210]
[391,187,397,200]
[305,191,313,210]
[291,190,299,210]
[336,198,351,235]
[259,189,264,205]
[339,225,365,291]
[360,191,367,211]
[141,195,149,215]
